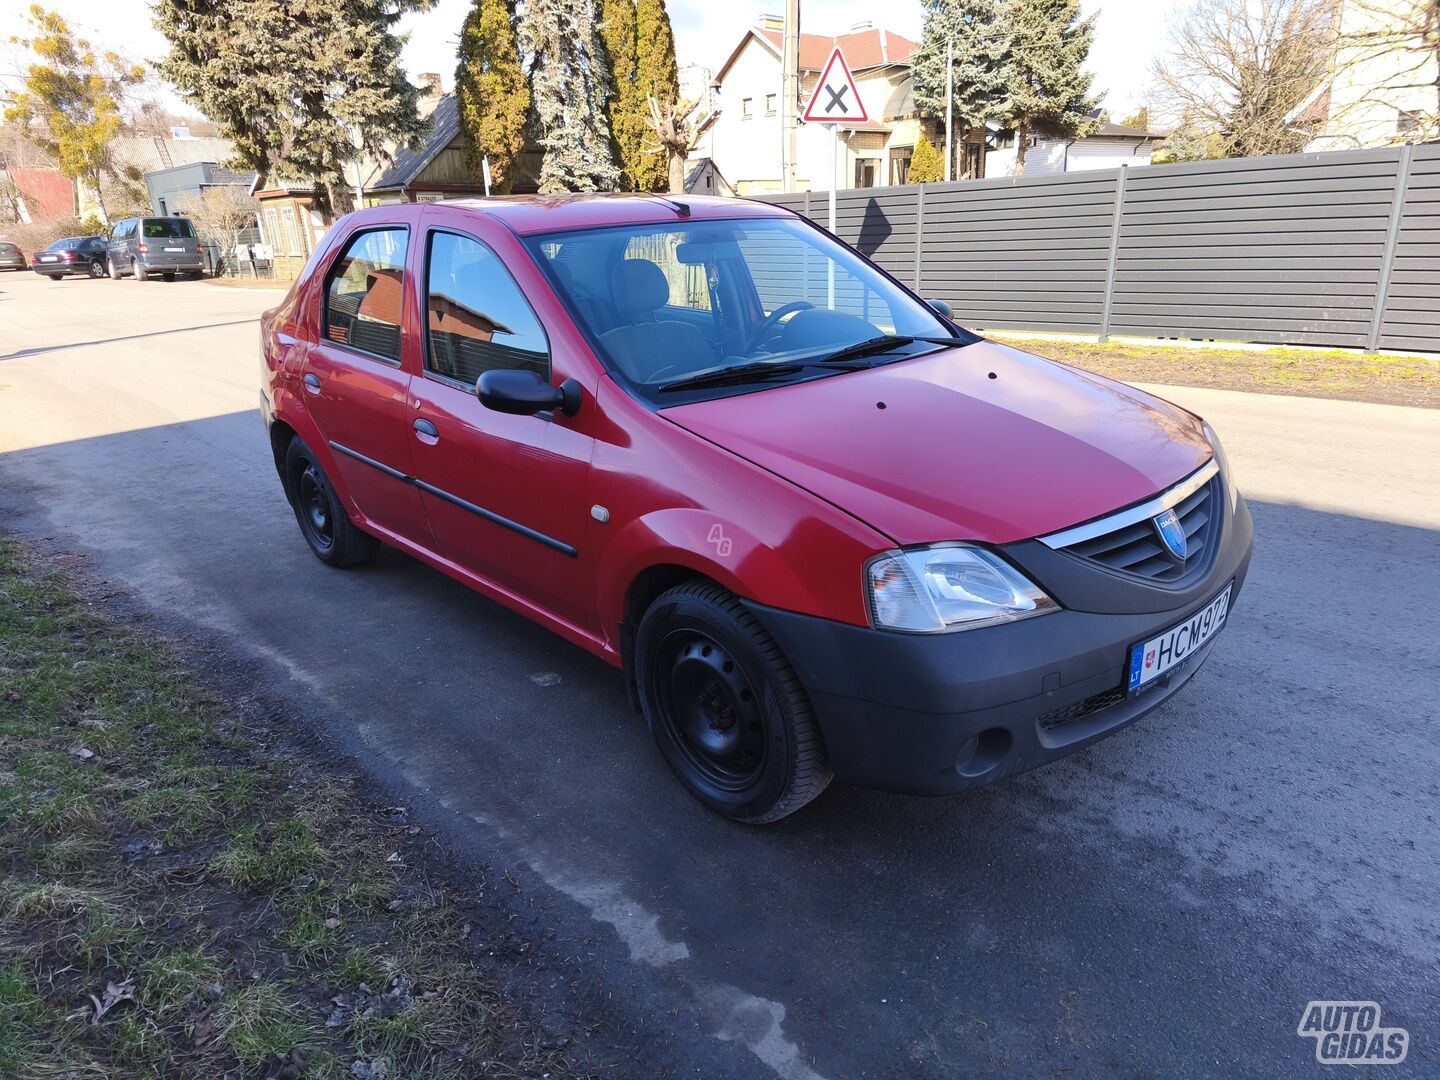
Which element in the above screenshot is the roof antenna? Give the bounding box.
[650,195,691,217]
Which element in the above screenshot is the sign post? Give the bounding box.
[802,48,868,307]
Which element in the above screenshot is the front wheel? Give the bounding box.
[635,581,832,823]
[108,257,122,280]
[282,437,379,567]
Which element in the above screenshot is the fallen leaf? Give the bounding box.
[72,747,95,761]
[88,979,135,1024]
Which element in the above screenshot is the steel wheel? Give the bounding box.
[654,629,769,791]
[296,462,334,554]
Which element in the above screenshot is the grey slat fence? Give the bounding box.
[757,144,1440,353]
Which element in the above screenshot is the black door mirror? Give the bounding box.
[927,298,954,320]
[477,369,582,417]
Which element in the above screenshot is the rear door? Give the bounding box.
[300,223,431,545]
[107,219,135,267]
[141,218,198,269]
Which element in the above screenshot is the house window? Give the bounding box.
[889,146,913,186]
[854,158,878,188]
[765,93,776,116]
[741,97,753,119]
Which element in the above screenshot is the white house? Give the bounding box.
[693,18,930,195]
[985,122,1162,177]
[1303,0,1439,150]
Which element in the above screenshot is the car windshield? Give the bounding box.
[143,218,196,239]
[523,216,974,401]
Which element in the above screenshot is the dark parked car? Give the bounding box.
[106,216,205,280]
[261,196,1253,823]
[30,236,109,279]
[0,240,26,271]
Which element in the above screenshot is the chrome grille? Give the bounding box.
[1039,462,1223,584]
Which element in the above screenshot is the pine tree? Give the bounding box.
[633,0,680,192]
[518,0,621,192]
[600,0,645,189]
[908,135,944,183]
[1001,0,1100,174]
[4,5,146,223]
[456,0,531,193]
[912,0,1009,179]
[155,0,433,214]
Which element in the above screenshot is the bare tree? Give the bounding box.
[1324,0,1440,144]
[1153,0,1339,158]
[645,94,699,194]
[173,185,259,275]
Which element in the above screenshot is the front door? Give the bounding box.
[407,225,596,633]
[301,224,428,543]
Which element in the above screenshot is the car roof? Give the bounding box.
[359,193,794,237]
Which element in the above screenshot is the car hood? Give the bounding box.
[660,340,1212,546]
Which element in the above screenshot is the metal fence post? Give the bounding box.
[803,189,811,220]
[1098,168,1127,342]
[1367,143,1413,353]
[913,184,926,292]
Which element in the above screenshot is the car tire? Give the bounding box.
[108,258,122,280]
[635,580,832,823]
[88,259,106,279]
[283,437,379,568]
[132,259,146,281]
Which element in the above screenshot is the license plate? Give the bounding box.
[164,246,185,252]
[40,255,56,262]
[1128,583,1232,693]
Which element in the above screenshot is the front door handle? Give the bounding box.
[303,373,321,394]
[413,418,439,445]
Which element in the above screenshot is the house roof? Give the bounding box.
[8,167,74,221]
[112,135,236,173]
[371,94,462,192]
[1092,121,1164,140]
[758,27,916,71]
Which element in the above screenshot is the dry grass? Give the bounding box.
[0,536,592,1078]
[996,335,1440,409]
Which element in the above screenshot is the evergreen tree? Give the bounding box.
[456,0,531,193]
[912,0,1009,179]
[633,0,680,192]
[4,5,146,223]
[155,0,433,214]
[600,0,645,189]
[1000,0,1100,173]
[517,0,621,191]
[908,135,944,183]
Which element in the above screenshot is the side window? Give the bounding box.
[425,231,549,385]
[324,228,408,362]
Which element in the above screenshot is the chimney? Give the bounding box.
[419,73,442,97]
[759,14,783,32]
[849,21,874,33]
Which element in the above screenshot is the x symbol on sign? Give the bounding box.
[824,85,849,114]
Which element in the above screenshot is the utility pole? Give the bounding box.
[943,36,953,183]
[781,0,799,192]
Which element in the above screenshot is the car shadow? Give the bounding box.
[0,412,1435,1077]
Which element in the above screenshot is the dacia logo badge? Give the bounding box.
[1154,509,1188,560]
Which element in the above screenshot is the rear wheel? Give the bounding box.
[283,437,379,567]
[131,259,146,281]
[635,580,832,823]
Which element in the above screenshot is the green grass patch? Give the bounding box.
[0,536,591,1077]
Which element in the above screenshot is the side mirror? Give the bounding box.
[477,369,582,417]
[927,298,954,320]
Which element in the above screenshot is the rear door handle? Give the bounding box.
[413,418,439,445]
[303,373,321,394]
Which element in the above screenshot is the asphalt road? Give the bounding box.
[2,269,1437,1077]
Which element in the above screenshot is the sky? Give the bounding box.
[1,0,1179,120]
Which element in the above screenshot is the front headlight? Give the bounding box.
[1203,421,1239,509]
[866,544,1057,633]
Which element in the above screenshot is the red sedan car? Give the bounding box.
[260,195,1252,823]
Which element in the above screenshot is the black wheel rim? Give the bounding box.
[654,630,768,791]
[297,462,334,551]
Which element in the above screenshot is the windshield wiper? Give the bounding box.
[809,333,966,366]
[657,358,864,393]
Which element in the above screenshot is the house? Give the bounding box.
[683,157,734,197]
[985,121,1163,177]
[145,161,258,216]
[3,166,75,223]
[1303,0,1439,150]
[693,17,952,194]
[78,131,235,220]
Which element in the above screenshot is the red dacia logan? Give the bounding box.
[260,195,1253,823]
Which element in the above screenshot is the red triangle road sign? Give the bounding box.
[801,47,869,125]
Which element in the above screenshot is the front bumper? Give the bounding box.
[744,490,1254,796]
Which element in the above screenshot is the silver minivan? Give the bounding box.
[106,217,206,281]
